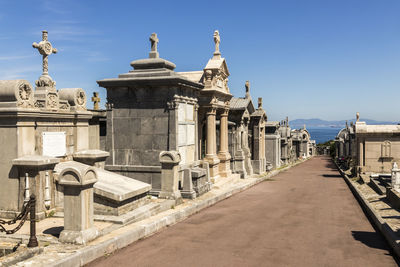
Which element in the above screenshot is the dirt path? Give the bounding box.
[88,156,398,267]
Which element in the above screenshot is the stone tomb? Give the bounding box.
[97,33,211,199]
[0,31,151,221]
[228,81,255,178]
[265,121,281,170]
[249,98,267,174]
[179,30,235,181]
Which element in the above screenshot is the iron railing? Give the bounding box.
[0,194,38,247]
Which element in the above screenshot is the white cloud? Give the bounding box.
[0,65,38,80]
[0,55,34,61]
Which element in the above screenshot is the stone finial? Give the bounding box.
[91,92,100,110]
[303,124,306,130]
[356,112,360,122]
[245,81,250,99]
[213,30,221,58]
[149,33,159,59]
[286,116,289,126]
[392,162,400,192]
[33,30,58,88]
[346,120,348,128]
[258,97,262,108]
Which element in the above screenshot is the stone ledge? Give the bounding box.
[335,161,400,259]
[12,155,60,167]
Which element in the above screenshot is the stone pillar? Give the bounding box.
[358,139,364,172]
[218,108,232,177]
[233,123,247,178]
[57,161,98,245]
[392,162,400,192]
[204,107,220,181]
[159,151,182,204]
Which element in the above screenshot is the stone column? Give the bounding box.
[218,108,232,177]
[158,151,182,204]
[57,161,98,245]
[358,139,364,172]
[204,107,220,181]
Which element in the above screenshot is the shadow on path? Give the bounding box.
[351,231,392,251]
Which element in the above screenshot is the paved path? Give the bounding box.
[88,156,398,267]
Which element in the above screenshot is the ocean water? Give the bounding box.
[306,127,342,144]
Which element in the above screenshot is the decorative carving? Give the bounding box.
[35,75,56,88]
[167,100,178,110]
[47,93,58,109]
[33,30,58,89]
[34,100,45,108]
[205,70,212,82]
[76,90,85,106]
[59,101,70,110]
[32,30,57,75]
[19,83,32,100]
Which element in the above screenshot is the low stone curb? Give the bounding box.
[18,159,307,267]
[335,161,400,259]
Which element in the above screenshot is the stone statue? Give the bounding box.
[213,30,220,55]
[245,81,250,98]
[32,30,58,88]
[356,112,360,122]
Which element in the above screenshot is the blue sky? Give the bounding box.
[0,0,399,121]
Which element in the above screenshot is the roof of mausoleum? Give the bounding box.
[355,123,400,134]
[230,97,251,110]
[97,33,204,89]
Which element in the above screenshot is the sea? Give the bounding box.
[306,127,342,144]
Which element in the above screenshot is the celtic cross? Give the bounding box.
[32,30,57,76]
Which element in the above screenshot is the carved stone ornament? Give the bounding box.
[18,83,32,100]
[205,70,212,82]
[76,90,86,106]
[47,93,58,109]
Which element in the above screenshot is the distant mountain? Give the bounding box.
[289,118,398,128]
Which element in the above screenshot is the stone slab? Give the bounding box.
[12,155,60,167]
[94,168,151,202]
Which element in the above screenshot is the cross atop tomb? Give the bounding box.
[32,30,58,76]
[149,33,159,58]
[91,92,100,110]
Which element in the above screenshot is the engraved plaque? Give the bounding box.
[178,103,185,122]
[187,124,195,145]
[178,125,187,146]
[186,104,194,121]
[42,132,66,157]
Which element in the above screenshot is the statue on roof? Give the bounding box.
[213,30,220,56]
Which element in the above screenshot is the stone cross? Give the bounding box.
[149,33,159,58]
[32,30,57,76]
[91,92,100,110]
[213,30,220,55]
[245,81,250,98]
